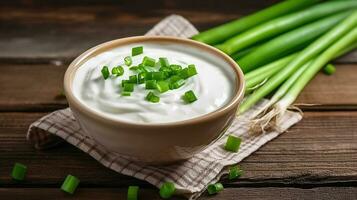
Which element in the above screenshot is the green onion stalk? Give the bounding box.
[216,1,357,56]
[191,0,320,45]
[244,53,298,94]
[272,28,357,121]
[237,11,351,73]
[238,11,357,114]
[230,45,257,60]
[249,60,312,128]
[249,28,357,132]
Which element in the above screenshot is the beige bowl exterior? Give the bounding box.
[64,36,245,164]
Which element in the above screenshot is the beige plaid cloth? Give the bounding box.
[27,15,302,199]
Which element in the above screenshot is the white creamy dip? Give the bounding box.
[72,42,236,123]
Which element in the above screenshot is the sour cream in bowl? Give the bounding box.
[64,36,245,164]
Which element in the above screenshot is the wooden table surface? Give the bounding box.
[1,0,357,199]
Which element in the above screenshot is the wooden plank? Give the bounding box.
[0,63,67,111]
[0,2,265,63]
[0,187,356,200]
[1,63,357,112]
[0,111,356,186]
[0,2,356,63]
[296,64,357,110]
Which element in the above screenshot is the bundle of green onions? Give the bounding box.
[192,0,357,131]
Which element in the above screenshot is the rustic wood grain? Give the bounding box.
[1,63,356,112]
[0,2,267,63]
[0,187,356,200]
[0,63,67,111]
[295,64,357,109]
[0,111,356,187]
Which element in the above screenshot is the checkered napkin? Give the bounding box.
[27,15,302,199]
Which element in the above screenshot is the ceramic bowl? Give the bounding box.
[64,36,245,164]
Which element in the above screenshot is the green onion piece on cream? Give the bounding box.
[145,80,157,89]
[170,64,182,75]
[138,72,146,84]
[153,72,165,81]
[132,46,143,56]
[121,80,130,87]
[129,75,138,84]
[142,56,156,67]
[159,57,170,68]
[170,79,185,90]
[146,92,160,103]
[124,56,133,66]
[121,91,131,96]
[112,66,124,76]
[101,66,110,79]
[182,90,197,103]
[156,81,170,93]
[123,83,134,92]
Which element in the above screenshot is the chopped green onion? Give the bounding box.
[61,175,80,195]
[159,66,172,77]
[182,90,197,103]
[159,57,170,68]
[142,56,156,67]
[138,72,146,84]
[170,64,182,75]
[146,92,160,103]
[132,46,143,56]
[134,64,154,73]
[127,186,139,200]
[323,63,336,75]
[123,83,134,92]
[124,56,132,66]
[140,64,154,72]
[121,91,131,96]
[159,182,175,199]
[101,66,110,79]
[224,135,242,152]
[145,80,157,89]
[11,163,27,181]
[112,66,124,76]
[129,66,139,71]
[179,65,197,79]
[170,79,185,90]
[153,72,165,81]
[121,80,130,87]
[228,166,243,180]
[156,81,170,93]
[187,64,198,76]
[179,68,189,79]
[207,183,224,195]
[129,75,138,84]
[145,72,154,80]
[168,75,181,83]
